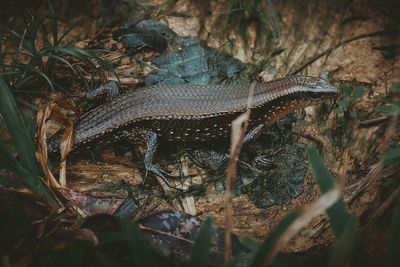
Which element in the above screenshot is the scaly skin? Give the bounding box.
[48,76,340,186]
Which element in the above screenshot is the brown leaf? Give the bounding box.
[58,187,125,215]
[35,99,74,189]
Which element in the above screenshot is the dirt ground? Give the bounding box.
[63,0,400,257]
[2,0,400,264]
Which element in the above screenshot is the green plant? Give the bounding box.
[219,0,283,54]
[0,2,118,94]
[6,143,400,266]
[331,84,365,147]
[333,84,365,120]
[375,82,400,166]
[0,78,55,202]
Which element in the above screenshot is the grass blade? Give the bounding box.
[189,215,213,267]
[0,137,30,177]
[0,70,25,76]
[121,215,157,266]
[307,144,370,266]
[221,253,243,267]
[307,144,350,236]
[58,20,80,44]
[46,54,77,73]
[0,78,38,175]
[0,137,51,197]
[15,97,39,111]
[73,47,119,82]
[44,46,104,80]
[249,209,303,267]
[24,64,54,91]
[382,147,400,166]
[328,214,358,267]
[3,28,36,55]
[387,203,400,267]
[0,175,25,188]
[239,236,261,252]
[0,78,55,201]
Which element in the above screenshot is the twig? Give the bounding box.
[288,29,400,76]
[224,82,255,263]
[359,116,391,128]
[296,132,323,148]
[344,162,384,205]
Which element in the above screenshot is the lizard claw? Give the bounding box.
[144,163,183,191]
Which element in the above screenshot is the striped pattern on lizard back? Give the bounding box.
[72,76,336,146]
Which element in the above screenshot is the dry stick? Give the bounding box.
[359,116,391,128]
[287,29,400,76]
[344,162,385,205]
[361,112,400,230]
[224,83,255,263]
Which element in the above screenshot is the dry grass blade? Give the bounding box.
[224,82,255,263]
[35,99,73,188]
[263,187,341,266]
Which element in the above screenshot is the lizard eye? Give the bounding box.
[309,92,322,100]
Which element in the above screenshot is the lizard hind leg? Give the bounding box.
[120,127,177,188]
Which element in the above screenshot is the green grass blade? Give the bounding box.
[328,214,358,267]
[44,46,104,80]
[267,0,284,52]
[2,51,33,58]
[95,251,123,267]
[0,138,30,177]
[47,1,59,44]
[189,215,213,267]
[382,147,400,165]
[221,253,243,267]
[24,64,54,91]
[307,144,350,235]
[0,33,3,68]
[121,215,158,266]
[2,28,37,55]
[0,175,25,188]
[4,197,34,235]
[15,98,40,111]
[46,54,76,73]
[378,96,400,106]
[387,203,400,267]
[249,209,303,267]
[40,26,51,48]
[23,113,36,140]
[0,138,50,197]
[307,144,370,266]
[307,144,337,193]
[239,236,261,252]
[58,20,80,44]
[47,0,55,15]
[0,78,38,175]
[62,39,76,48]
[0,78,55,201]
[14,75,36,90]
[0,70,25,76]
[72,48,119,82]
